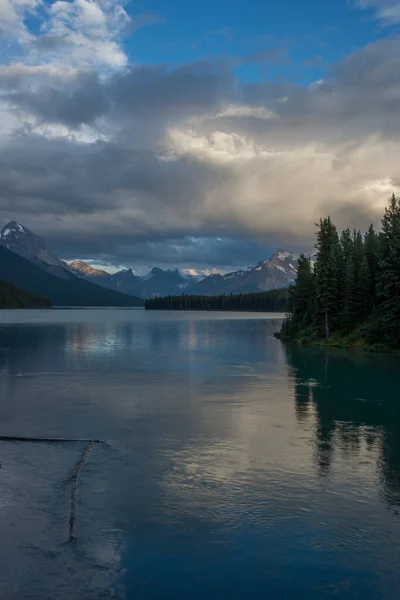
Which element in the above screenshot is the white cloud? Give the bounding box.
[308,79,324,91]
[31,0,130,68]
[355,0,400,24]
[164,128,273,163]
[215,104,278,120]
[0,0,132,69]
[0,0,40,43]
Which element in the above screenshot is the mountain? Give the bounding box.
[68,260,111,280]
[189,251,298,295]
[69,262,194,298]
[68,252,298,298]
[69,261,143,295]
[0,220,298,299]
[0,245,144,307]
[0,279,51,309]
[108,269,143,296]
[0,221,70,278]
[139,268,192,297]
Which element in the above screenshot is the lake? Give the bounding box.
[0,308,400,599]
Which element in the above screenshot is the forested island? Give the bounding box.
[277,194,400,351]
[0,279,51,309]
[145,288,288,312]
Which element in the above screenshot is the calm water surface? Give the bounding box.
[0,308,400,599]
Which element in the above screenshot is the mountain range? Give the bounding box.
[69,252,298,298]
[0,222,143,307]
[0,221,298,301]
[189,252,297,296]
[68,261,195,298]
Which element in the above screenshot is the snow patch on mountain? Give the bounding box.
[189,250,299,295]
[276,251,291,261]
[0,221,70,277]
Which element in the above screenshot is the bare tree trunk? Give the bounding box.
[324,310,330,338]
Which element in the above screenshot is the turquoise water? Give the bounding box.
[0,309,399,599]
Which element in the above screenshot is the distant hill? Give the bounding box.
[0,245,144,307]
[0,280,51,309]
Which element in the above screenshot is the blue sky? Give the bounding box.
[0,0,399,274]
[124,0,388,83]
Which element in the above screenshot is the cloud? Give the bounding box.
[0,63,108,127]
[0,8,399,270]
[355,0,400,24]
[28,0,130,68]
[0,0,39,43]
[0,1,164,71]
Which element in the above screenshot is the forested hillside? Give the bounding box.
[0,280,51,308]
[278,194,400,350]
[145,289,288,312]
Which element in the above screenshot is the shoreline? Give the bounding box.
[274,331,398,354]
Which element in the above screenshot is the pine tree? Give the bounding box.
[342,255,356,330]
[377,193,400,347]
[314,218,340,337]
[364,224,380,313]
[358,254,370,322]
[340,228,353,262]
[290,255,314,333]
[338,228,354,324]
[352,229,368,322]
[277,192,400,349]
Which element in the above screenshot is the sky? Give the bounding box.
[0,0,400,275]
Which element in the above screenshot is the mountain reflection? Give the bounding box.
[287,346,400,511]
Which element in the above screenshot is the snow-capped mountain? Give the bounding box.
[68,262,194,298]
[0,221,72,279]
[0,220,299,299]
[69,252,298,298]
[189,251,298,295]
[0,227,143,306]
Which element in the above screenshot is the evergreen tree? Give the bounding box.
[364,224,380,312]
[342,255,356,331]
[377,193,400,346]
[340,228,353,262]
[358,254,370,322]
[277,193,400,349]
[290,255,315,332]
[352,229,368,322]
[338,228,354,323]
[145,289,289,312]
[314,218,340,337]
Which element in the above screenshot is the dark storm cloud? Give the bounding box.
[0,36,399,269]
[0,134,224,221]
[107,62,234,118]
[0,67,109,127]
[0,62,235,128]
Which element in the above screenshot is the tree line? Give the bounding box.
[279,193,400,349]
[145,288,288,312]
[0,279,51,309]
